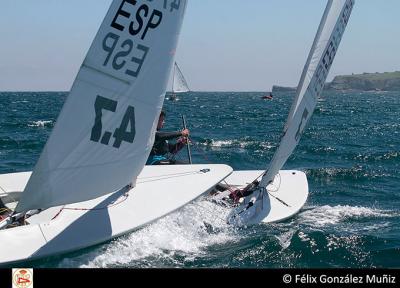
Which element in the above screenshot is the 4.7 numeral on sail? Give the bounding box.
[90,95,136,148]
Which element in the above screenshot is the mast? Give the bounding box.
[260,0,355,188]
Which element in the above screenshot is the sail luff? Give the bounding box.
[260,0,355,188]
[16,0,188,213]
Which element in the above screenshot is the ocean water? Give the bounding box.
[0,91,399,268]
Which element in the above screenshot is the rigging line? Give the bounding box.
[190,140,288,210]
[221,180,237,193]
[51,192,130,220]
[138,170,205,179]
[263,187,291,208]
[266,191,291,207]
[137,172,206,184]
[137,171,207,184]
[191,139,278,190]
[51,205,66,220]
[231,184,290,219]
[191,139,270,193]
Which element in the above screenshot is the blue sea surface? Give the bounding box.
[0,91,399,268]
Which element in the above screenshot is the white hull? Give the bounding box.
[0,164,232,265]
[0,166,308,265]
[222,170,309,225]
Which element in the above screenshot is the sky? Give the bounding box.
[0,0,399,92]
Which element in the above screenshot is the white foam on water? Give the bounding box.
[298,205,396,228]
[28,120,53,127]
[210,140,235,147]
[56,203,397,267]
[204,139,274,150]
[61,198,239,268]
[275,229,296,249]
[360,222,391,232]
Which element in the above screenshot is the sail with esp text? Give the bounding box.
[16,0,188,212]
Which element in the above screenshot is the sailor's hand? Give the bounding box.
[181,128,190,137]
[177,137,188,144]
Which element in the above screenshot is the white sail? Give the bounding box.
[16,0,188,212]
[172,62,190,93]
[260,0,355,187]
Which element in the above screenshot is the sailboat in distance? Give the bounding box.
[0,0,232,265]
[168,62,190,101]
[214,0,355,226]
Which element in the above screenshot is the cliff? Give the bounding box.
[271,85,296,92]
[326,71,400,91]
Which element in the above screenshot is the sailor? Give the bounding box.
[0,198,10,220]
[146,110,190,165]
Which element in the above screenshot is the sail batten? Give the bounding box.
[260,0,355,188]
[16,0,188,213]
[81,64,132,85]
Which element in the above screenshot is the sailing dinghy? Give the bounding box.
[213,0,355,226]
[0,0,232,265]
[168,62,190,101]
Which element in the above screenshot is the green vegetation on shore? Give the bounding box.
[273,71,400,92]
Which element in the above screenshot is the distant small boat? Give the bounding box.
[169,62,190,101]
[169,94,177,101]
[261,93,273,100]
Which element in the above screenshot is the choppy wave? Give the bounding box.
[198,139,275,150]
[298,205,396,228]
[354,151,400,162]
[1,91,399,268]
[28,120,53,127]
[307,166,393,181]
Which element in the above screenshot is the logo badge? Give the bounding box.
[12,268,33,288]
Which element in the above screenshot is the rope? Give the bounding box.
[221,180,237,193]
[51,192,130,220]
[0,208,9,214]
[139,170,201,179]
[137,170,208,185]
[49,168,211,220]
[192,140,288,208]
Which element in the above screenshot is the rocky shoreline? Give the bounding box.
[273,71,400,92]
